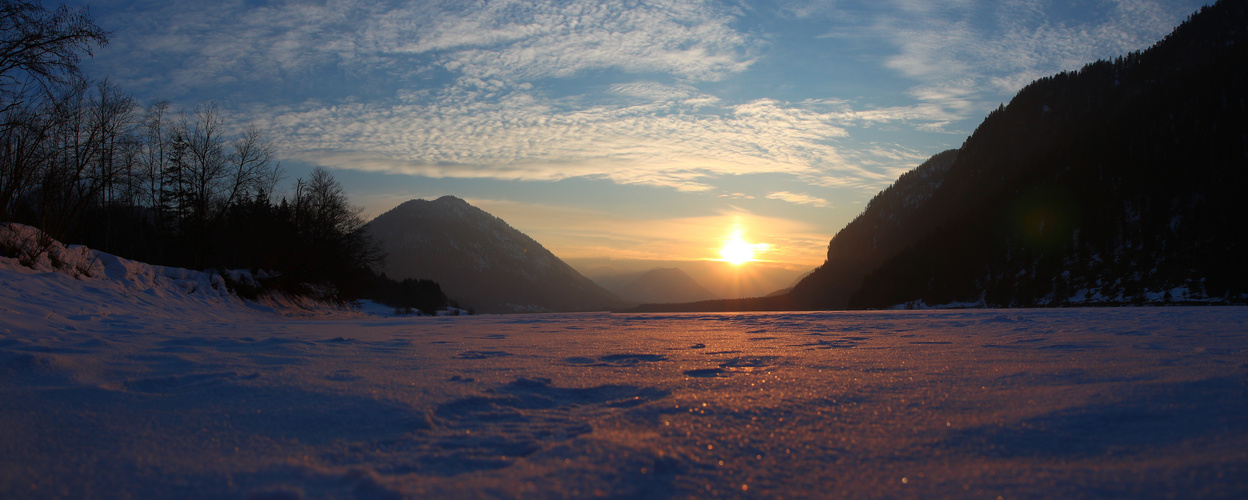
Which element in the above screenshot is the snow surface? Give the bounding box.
[2,227,1248,498]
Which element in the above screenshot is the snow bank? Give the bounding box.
[0,223,357,321]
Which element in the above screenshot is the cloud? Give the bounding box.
[874,0,1202,118]
[766,191,830,207]
[88,0,1198,201]
[92,0,754,97]
[391,0,756,83]
[90,0,383,94]
[97,0,924,192]
[250,84,873,191]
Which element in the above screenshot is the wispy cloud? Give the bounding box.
[873,0,1201,122]
[251,84,871,191]
[766,191,830,207]
[95,0,905,191]
[93,0,754,96]
[91,0,384,94]
[388,0,756,83]
[83,0,1201,203]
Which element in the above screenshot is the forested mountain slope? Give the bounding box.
[788,150,959,309]
[794,0,1248,308]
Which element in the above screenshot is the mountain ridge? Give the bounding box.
[841,0,1248,309]
[366,196,628,313]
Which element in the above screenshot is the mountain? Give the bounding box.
[631,0,1248,312]
[583,268,643,293]
[366,196,628,313]
[793,0,1248,309]
[785,150,961,309]
[616,268,719,304]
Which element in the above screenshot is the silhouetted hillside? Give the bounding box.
[788,149,960,309]
[824,0,1248,308]
[617,268,719,304]
[366,196,627,313]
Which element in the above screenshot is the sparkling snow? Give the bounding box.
[1,229,1246,498]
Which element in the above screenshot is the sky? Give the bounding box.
[69,0,1207,293]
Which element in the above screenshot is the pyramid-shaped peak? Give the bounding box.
[433,195,468,205]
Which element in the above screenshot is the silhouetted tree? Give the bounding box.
[0,0,107,114]
[0,1,434,305]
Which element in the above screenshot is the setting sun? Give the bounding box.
[719,227,770,266]
[720,237,756,265]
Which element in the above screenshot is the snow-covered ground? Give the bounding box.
[2,228,1247,498]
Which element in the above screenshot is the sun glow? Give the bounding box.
[720,237,755,265]
[718,226,770,266]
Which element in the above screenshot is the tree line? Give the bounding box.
[0,0,447,311]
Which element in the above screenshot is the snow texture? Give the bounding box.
[2,226,1247,498]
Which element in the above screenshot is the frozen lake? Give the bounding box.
[3,292,1247,498]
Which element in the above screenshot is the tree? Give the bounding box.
[0,0,106,222]
[0,0,107,115]
[0,2,402,303]
[223,125,279,210]
[0,88,54,220]
[291,167,384,295]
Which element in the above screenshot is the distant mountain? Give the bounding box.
[583,268,643,293]
[577,259,810,300]
[632,0,1248,312]
[616,268,719,304]
[366,196,628,313]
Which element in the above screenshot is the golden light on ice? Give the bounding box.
[719,226,770,265]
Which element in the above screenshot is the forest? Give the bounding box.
[842,0,1248,308]
[0,0,445,312]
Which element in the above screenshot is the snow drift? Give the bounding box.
[0,223,356,321]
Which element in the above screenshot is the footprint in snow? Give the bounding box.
[799,338,861,349]
[563,354,667,366]
[125,371,260,393]
[684,368,727,378]
[327,377,671,478]
[325,371,362,382]
[456,350,513,359]
[683,356,780,378]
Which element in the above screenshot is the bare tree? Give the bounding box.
[295,167,383,278]
[37,78,98,240]
[136,100,169,211]
[86,79,136,210]
[0,0,108,115]
[178,102,226,224]
[221,125,276,211]
[0,92,53,219]
[0,0,106,221]
[168,103,231,266]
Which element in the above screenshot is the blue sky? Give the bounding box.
[70,0,1207,286]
